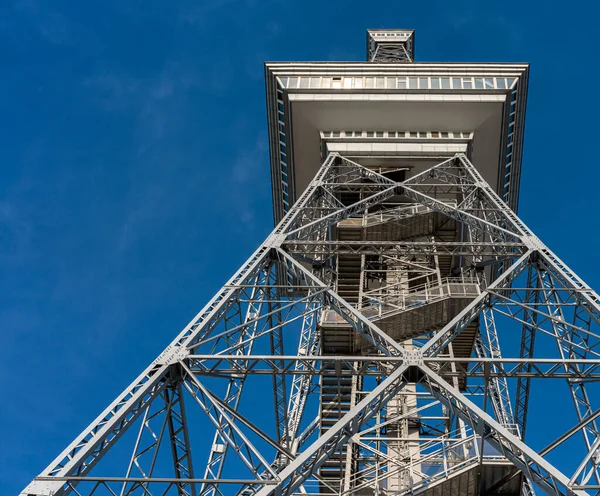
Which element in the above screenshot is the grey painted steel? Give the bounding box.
[19,27,600,496]
[22,153,600,496]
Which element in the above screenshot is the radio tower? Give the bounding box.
[22,30,600,496]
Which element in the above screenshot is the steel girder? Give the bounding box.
[21,153,600,496]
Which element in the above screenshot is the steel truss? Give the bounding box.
[370,43,412,63]
[22,153,600,496]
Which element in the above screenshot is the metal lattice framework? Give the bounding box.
[22,153,600,496]
[370,43,412,63]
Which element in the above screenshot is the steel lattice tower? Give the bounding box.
[22,29,600,496]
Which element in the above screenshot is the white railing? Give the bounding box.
[362,203,432,227]
[289,426,515,495]
[360,277,480,321]
[320,429,513,496]
[319,277,480,326]
[336,201,458,229]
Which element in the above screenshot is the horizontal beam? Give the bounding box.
[187,355,600,379]
[33,477,277,484]
[282,240,526,257]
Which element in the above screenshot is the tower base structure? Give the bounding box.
[21,153,600,496]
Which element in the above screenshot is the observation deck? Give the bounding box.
[265,32,528,222]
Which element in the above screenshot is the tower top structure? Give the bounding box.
[265,29,529,223]
[366,29,415,62]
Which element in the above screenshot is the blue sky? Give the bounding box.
[2,0,600,493]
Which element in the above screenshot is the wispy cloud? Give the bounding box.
[0,140,45,269]
[232,133,268,184]
[84,62,203,151]
[12,0,70,44]
[0,200,31,255]
[227,129,270,231]
[83,63,198,112]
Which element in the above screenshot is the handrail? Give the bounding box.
[360,277,480,320]
[361,200,458,227]
[363,276,479,299]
